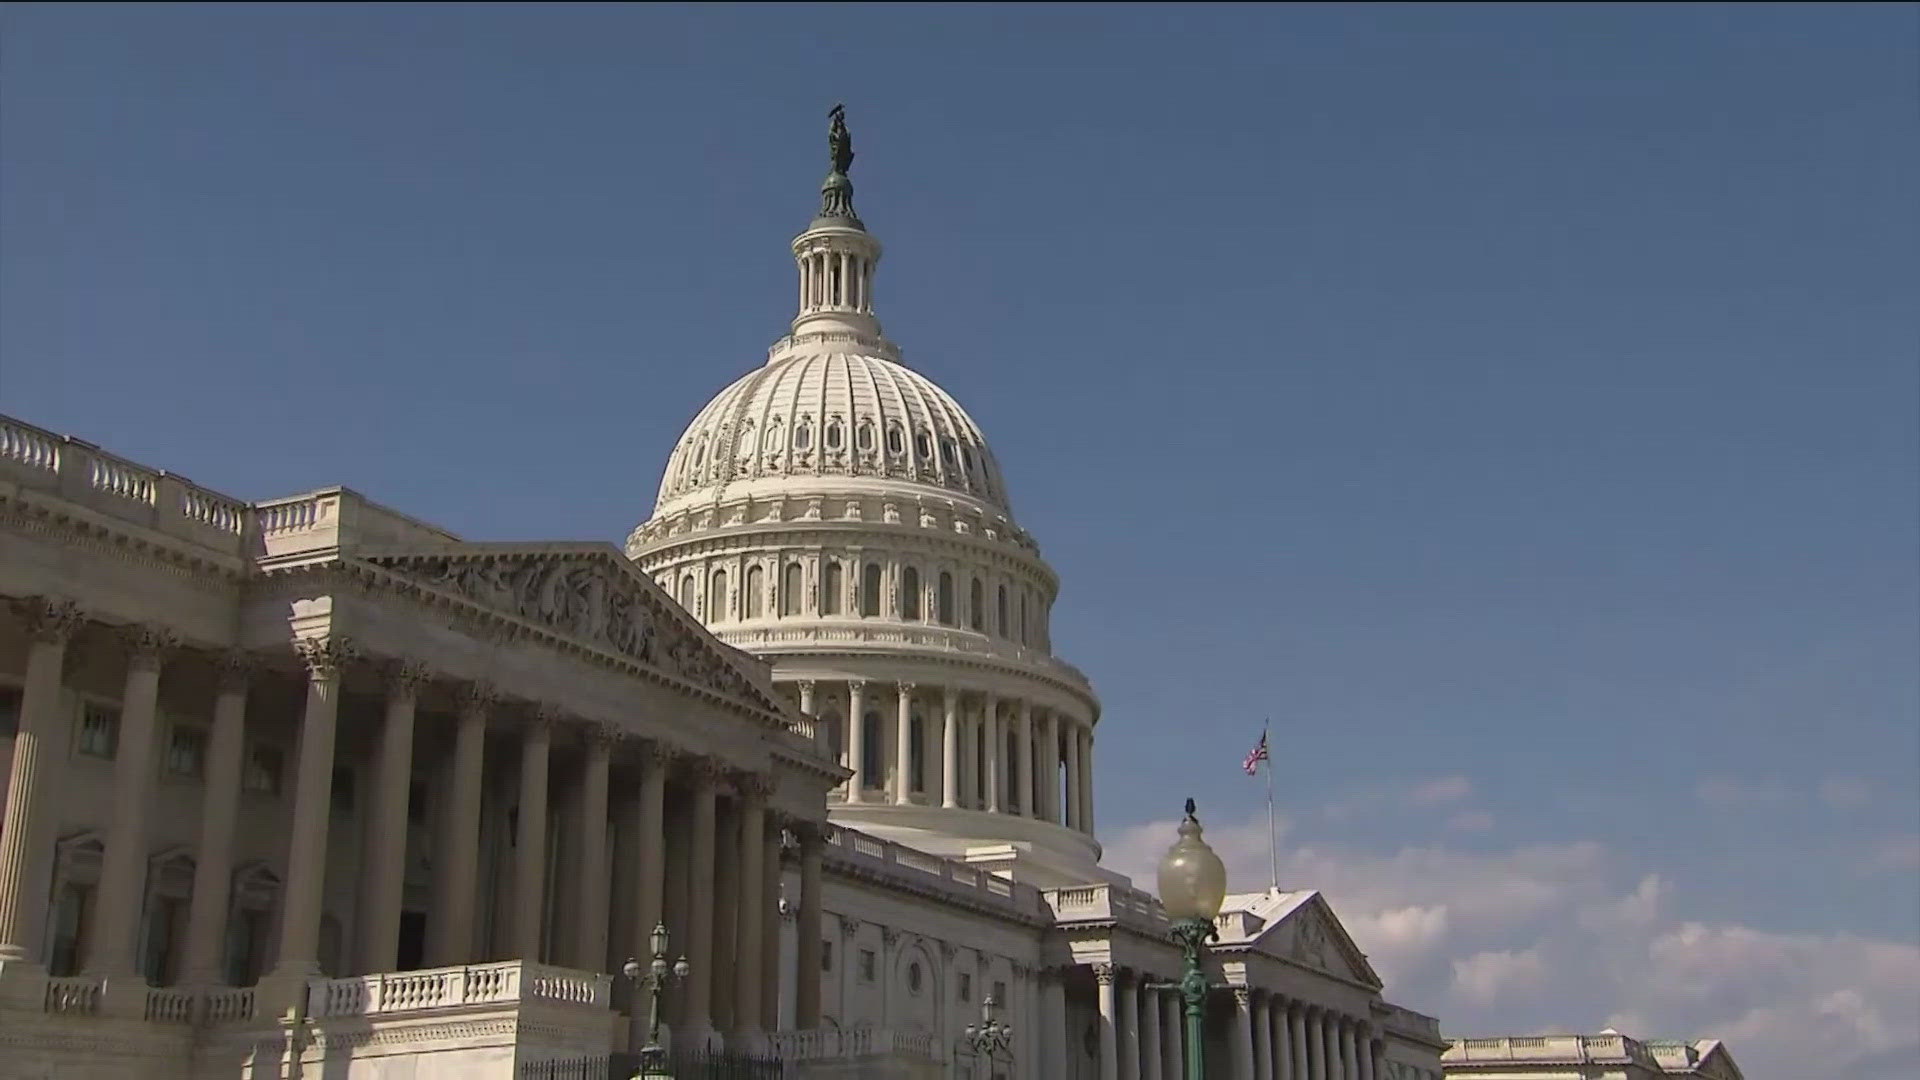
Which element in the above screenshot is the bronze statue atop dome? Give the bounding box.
[828,103,854,177]
[818,103,861,225]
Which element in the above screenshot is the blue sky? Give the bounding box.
[3,4,1915,1074]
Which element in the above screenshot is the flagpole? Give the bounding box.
[1263,718,1278,893]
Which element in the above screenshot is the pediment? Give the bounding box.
[357,544,782,715]
[1268,893,1382,988]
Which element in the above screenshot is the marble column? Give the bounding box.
[357,660,427,974]
[1141,984,1164,1080]
[270,636,352,980]
[1306,1008,1326,1080]
[794,825,824,1027]
[1062,720,1081,830]
[86,626,175,978]
[941,688,960,809]
[1038,708,1059,823]
[733,776,768,1037]
[1358,1028,1376,1080]
[982,694,1002,813]
[1232,988,1257,1080]
[573,726,613,971]
[1119,971,1141,1080]
[1080,728,1096,833]
[1161,988,1182,1080]
[513,712,554,962]
[1340,1018,1359,1080]
[0,599,81,969]
[1096,964,1120,1080]
[1323,1012,1343,1080]
[893,682,915,804]
[1254,992,1274,1080]
[432,682,493,967]
[182,652,253,984]
[628,744,671,1028]
[759,821,780,1031]
[684,759,721,1041]
[1013,701,1033,817]
[845,681,867,803]
[1271,997,1292,1080]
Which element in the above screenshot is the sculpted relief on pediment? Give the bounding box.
[380,552,758,703]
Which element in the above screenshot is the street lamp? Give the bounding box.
[622,922,692,1080]
[963,992,1014,1062]
[1157,798,1227,1080]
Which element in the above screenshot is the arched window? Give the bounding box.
[823,710,844,766]
[940,439,957,471]
[900,567,921,620]
[825,420,844,450]
[861,711,883,785]
[793,423,812,450]
[679,574,696,611]
[781,564,804,617]
[823,561,844,615]
[745,566,765,619]
[708,569,728,622]
[969,577,984,631]
[937,572,955,626]
[1005,728,1021,813]
[861,563,882,617]
[996,585,1008,637]
[1020,592,1031,645]
[857,422,875,452]
[914,430,933,461]
[886,425,905,456]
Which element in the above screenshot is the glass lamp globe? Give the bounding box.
[1157,798,1228,921]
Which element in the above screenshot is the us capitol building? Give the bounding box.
[2,111,1478,1080]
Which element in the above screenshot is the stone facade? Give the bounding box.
[1441,1032,1745,1080]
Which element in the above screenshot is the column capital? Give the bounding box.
[457,680,499,715]
[736,771,774,802]
[895,680,916,696]
[119,623,179,670]
[638,739,679,770]
[1233,986,1254,1006]
[530,702,569,731]
[847,678,869,694]
[294,634,356,678]
[214,649,259,692]
[688,754,727,787]
[795,678,816,694]
[1093,962,1117,985]
[385,658,432,696]
[585,722,624,750]
[18,595,85,643]
[837,914,861,937]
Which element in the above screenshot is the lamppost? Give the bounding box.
[622,922,692,1080]
[1156,798,1228,1080]
[963,992,1014,1070]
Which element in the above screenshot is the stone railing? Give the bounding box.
[1373,1001,1443,1042]
[144,987,198,1023]
[203,986,255,1023]
[766,1028,940,1062]
[822,827,1045,918]
[0,413,460,562]
[306,961,612,1019]
[44,975,102,1015]
[1444,1034,1654,1066]
[1045,882,1169,933]
[715,622,1093,692]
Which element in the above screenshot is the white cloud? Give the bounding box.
[1105,808,1920,1080]
[1409,775,1474,805]
[1445,810,1495,832]
[1867,835,1920,874]
[1821,775,1876,810]
[1451,948,1547,1005]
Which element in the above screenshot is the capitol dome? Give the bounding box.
[627,107,1103,888]
[653,349,1015,520]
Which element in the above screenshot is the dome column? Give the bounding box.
[892,682,915,805]
[982,693,1002,813]
[1013,700,1033,818]
[845,680,868,803]
[941,687,960,809]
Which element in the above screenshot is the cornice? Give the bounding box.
[634,519,1060,588]
[0,493,249,588]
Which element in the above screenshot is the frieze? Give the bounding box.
[374,552,758,704]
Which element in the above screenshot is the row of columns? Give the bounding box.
[1088,965,1385,1080]
[0,598,830,1041]
[794,678,1095,833]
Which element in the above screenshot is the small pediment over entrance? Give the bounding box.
[359,545,782,714]
[1259,891,1382,988]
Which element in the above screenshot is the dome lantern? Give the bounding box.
[790,105,885,344]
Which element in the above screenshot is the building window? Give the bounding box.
[244,745,284,796]
[822,940,833,972]
[960,972,972,1002]
[823,561,844,615]
[143,895,185,986]
[861,563,882,617]
[48,882,92,977]
[937,572,955,626]
[679,574,696,609]
[909,712,926,793]
[858,949,877,983]
[331,766,356,814]
[969,578,984,631]
[996,585,1008,637]
[914,431,932,461]
[825,420,844,450]
[166,726,207,779]
[781,563,804,617]
[746,565,766,619]
[709,568,729,622]
[407,779,428,824]
[908,962,924,994]
[900,567,921,620]
[993,979,1007,1005]
[793,423,812,450]
[78,702,119,759]
[0,684,21,738]
[856,422,875,452]
[861,712,883,787]
[885,424,904,456]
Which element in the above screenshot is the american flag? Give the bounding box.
[1243,729,1269,776]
